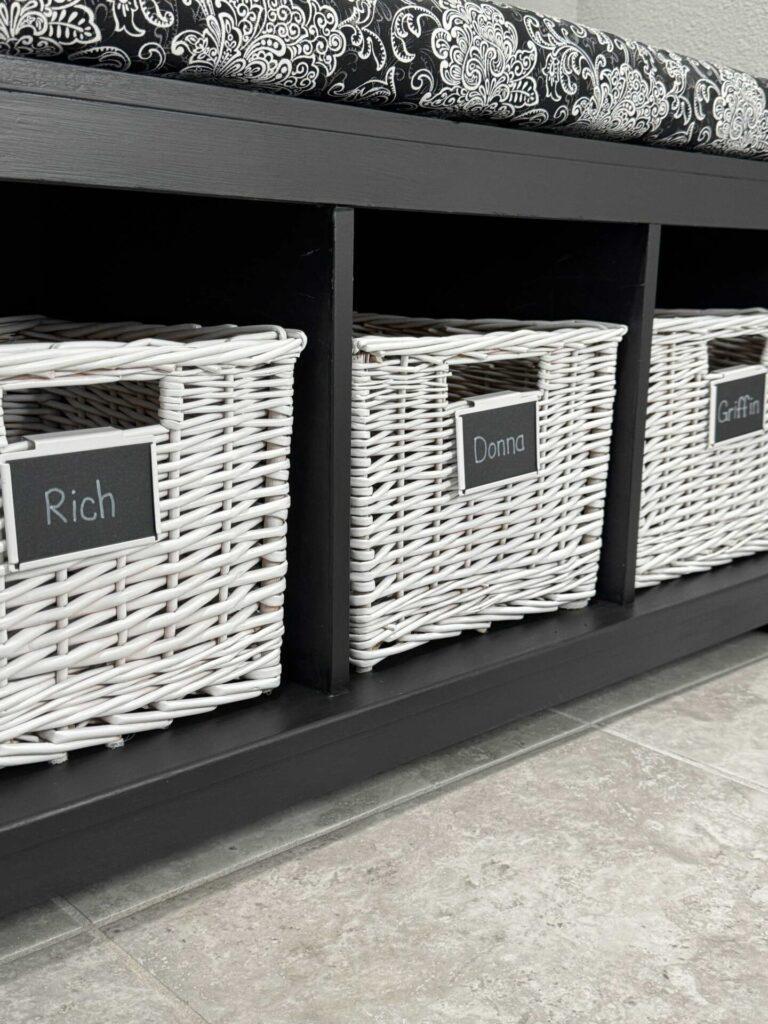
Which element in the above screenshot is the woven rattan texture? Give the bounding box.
[0,316,305,767]
[636,310,768,589]
[350,315,625,671]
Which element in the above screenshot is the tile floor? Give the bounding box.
[2,630,768,1023]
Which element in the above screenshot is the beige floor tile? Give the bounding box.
[0,933,203,1024]
[106,729,768,1024]
[0,901,82,965]
[604,656,768,789]
[68,711,581,925]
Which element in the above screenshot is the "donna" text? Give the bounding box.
[474,433,526,464]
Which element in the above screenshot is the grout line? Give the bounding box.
[51,897,211,1024]
[104,723,600,925]
[86,718,593,928]
[0,917,84,968]
[52,893,93,929]
[1,649,764,972]
[552,708,585,723]
[552,648,768,727]
[52,895,93,925]
[0,713,588,970]
[597,726,768,796]
[8,641,765,960]
[0,714,591,965]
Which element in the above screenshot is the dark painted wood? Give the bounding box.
[284,206,353,692]
[597,225,661,603]
[658,226,768,308]
[2,55,768,186]
[2,555,768,915]
[2,58,768,228]
[356,214,653,321]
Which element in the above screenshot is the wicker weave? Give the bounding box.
[636,309,768,589]
[0,316,305,767]
[350,315,626,671]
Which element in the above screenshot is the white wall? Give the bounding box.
[579,0,767,76]
[513,1,768,78]
[522,1,579,19]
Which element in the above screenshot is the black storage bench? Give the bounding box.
[1,3,768,915]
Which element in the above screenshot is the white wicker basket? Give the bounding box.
[350,314,626,671]
[0,316,305,767]
[636,309,768,589]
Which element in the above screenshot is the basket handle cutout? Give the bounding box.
[0,378,167,448]
[707,334,768,376]
[448,356,540,405]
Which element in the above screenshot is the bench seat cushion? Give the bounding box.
[3,0,768,160]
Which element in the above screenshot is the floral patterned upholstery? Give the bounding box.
[3,0,768,160]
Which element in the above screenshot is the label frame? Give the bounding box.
[455,390,542,497]
[707,364,768,450]
[0,426,163,572]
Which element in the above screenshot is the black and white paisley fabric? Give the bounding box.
[171,0,346,90]
[2,0,768,160]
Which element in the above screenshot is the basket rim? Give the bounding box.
[0,316,307,351]
[656,307,768,317]
[654,307,768,339]
[353,313,627,357]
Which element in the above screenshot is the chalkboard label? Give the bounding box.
[1,428,161,570]
[455,392,540,494]
[709,367,767,447]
